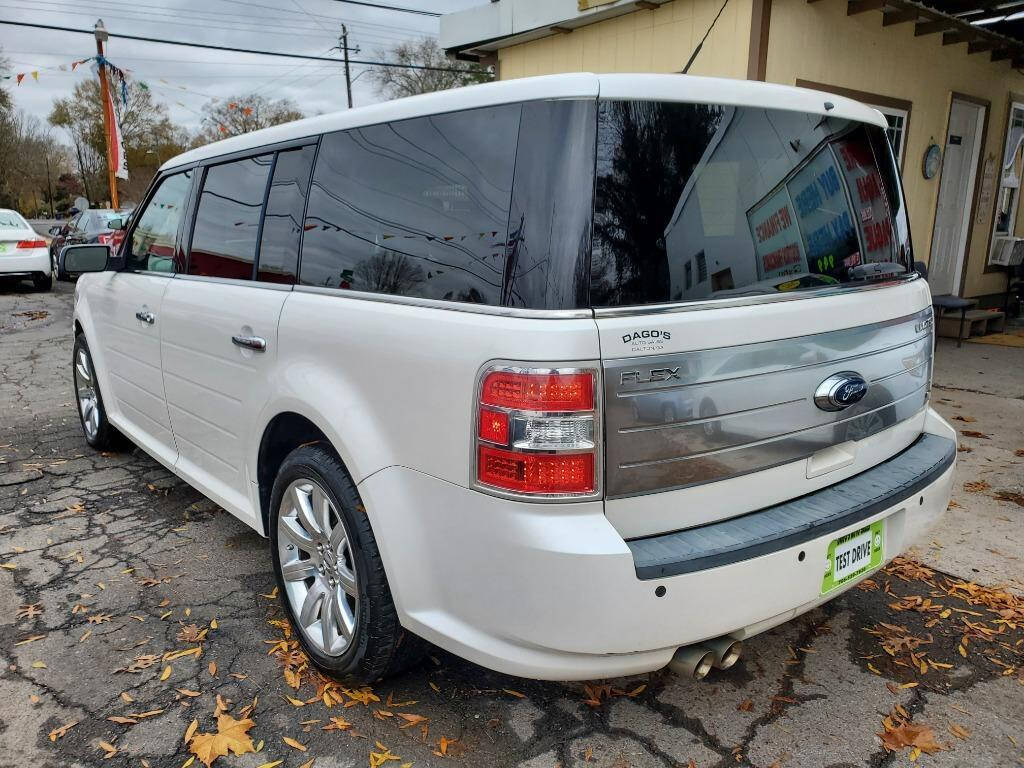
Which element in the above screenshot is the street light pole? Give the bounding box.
[94,19,119,209]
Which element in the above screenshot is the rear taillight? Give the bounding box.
[473,364,601,499]
[16,239,46,249]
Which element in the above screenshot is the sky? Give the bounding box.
[0,0,481,132]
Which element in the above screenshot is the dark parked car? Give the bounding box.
[49,209,129,271]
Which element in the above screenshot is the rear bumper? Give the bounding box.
[0,250,49,275]
[360,407,956,680]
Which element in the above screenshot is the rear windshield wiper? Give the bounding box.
[846,262,905,282]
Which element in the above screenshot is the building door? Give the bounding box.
[928,97,986,295]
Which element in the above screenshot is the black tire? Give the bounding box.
[33,272,52,291]
[268,444,426,681]
[72,334,123,450]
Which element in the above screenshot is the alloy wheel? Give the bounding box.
[277,478,359,657]
[74,347,100,441]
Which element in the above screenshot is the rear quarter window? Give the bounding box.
[298,104,520,305]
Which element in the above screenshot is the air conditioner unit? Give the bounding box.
[989,236,1024,266]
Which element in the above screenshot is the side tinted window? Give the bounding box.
[257,145,315,284]
[189,155,272,280]
[127,170,193,273]
[505,100,596,309]
[299,105,520,304]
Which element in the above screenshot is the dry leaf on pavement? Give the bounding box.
[188,713,256,767]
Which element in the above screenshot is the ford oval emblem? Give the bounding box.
[814,372,869,411]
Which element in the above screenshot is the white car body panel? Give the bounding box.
[160,278,289,530]
[0,211,48,275]
[80,272,178,467]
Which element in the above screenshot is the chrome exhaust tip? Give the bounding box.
[704,636,743,670]
[668,645,715,680]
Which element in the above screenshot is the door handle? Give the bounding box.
[232,334,267,352]
[135,310,155,325]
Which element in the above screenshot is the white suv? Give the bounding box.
[61,74,956,682]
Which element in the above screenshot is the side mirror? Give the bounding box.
[58,244,113,281]
[914,260,928,280]
[108,217,124,231]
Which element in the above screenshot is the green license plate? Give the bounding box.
[0,243,8,254]
[821,520,884,594]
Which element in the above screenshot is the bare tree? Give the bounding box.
[196,93,303,144]
[369,38,491,100]
[49,78,187,205]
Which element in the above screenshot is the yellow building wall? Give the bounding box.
[497,0,753,81]
[766,0,1015,298]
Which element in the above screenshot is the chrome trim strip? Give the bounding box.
[293,284,594,319]
[603,308,933,498]
[619,397,805,434]
[174,273,294,291]
[618,382,928,470]
[613,330,930,399]
[592,273,920,318]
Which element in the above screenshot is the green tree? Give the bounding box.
[368,37,491,100]
[195,93,303,144]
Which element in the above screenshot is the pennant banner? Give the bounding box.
[103,79,129,181]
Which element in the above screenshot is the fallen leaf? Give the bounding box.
[878,722,947,755]
[964,480,991,493]
[108,716,138,725]
[960,430,990,439]
[737,699,754,712]
[255,762,283,768]
[188,713,256,767]
[503,689,526,698]
[98,740,118,757]
[31,661,46,669]
[397,713,428,729]
[49,721,78,741]
[161,665,172,681]
[16,603,42,620]
[283,736,307,751]
[185,718,199,744]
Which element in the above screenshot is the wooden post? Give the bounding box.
[95,21,119,209]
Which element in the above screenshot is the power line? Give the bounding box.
[322,0,440,17]
[0,20,485,74]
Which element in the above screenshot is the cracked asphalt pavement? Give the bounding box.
[1,279,1023,768]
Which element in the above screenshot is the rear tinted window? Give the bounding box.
[504,100,596,310]
[257,145,315,284]
[189,155,273,280]
[590,102,911,307]
[299,105,520,304]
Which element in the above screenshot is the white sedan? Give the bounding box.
[0,208,52,291]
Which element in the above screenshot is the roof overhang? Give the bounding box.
[817,0,1024,67]
[440,0,672,59]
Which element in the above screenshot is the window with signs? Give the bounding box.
[992,102,1024,246]
[871,105,909,166]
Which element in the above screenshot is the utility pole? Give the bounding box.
[338,25,359,109]
[94,19,118,209]
[44,154,55,219]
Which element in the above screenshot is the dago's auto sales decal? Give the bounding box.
[622,329,671,353]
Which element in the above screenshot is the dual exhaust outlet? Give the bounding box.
[667,636,742,680]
